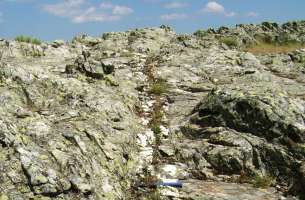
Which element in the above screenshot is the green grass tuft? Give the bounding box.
[149,82,169,95]
[149,99,164,144]
[15,35,42,45]
[151,124,161,135]
[150,108,163,135]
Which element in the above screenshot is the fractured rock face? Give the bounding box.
[0,22,305,200]
[17,147,72,195]
[193,86,305,142]
[212,20,305,47]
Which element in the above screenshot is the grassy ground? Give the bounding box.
[216,34,305,54]
[244,42,305,54]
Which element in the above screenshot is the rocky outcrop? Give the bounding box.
[192,86,305,142]
[0,35,144,199]
[0,21,305,199]
[187,85,304,182]
[195,20,305,47]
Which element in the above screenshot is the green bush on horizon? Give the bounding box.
[15,35,42,45]
[194,29,208,38]
[219,37,239,48]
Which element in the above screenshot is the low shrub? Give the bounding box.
[219,37,238,48]
[194,30,208,38]
[160,25,172,32]
[254,34,274,44]
[15,35,42,45]
[253,175,273,188]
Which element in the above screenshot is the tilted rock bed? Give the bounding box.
[200,20,305,47]
[187,85,304,181]
[0,21,304,199]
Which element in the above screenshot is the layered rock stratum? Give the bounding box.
[0,21,305,200]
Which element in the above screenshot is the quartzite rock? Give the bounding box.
[0,21,305,200]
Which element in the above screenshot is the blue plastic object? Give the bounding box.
[156,179,183,188]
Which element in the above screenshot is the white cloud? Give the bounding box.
[160,13,188,20]
[112,6,133,15]
[43,0,85,18]
[72,7,120,23]
[164,2,188,9]
[247,11,259,17]
[43,0,133,23]
[226,11,236,17]
[100,3,134,15]
[100,2,114,9]
[203,1,225,13]
[202,1,236,17]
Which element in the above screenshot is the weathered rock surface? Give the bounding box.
[0,21,305,199]
[198,20,305,47]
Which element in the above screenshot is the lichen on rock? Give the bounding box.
[0,21,305,200]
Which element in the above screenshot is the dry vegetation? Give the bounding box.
[244,42,305,54]
[253,175,274,189]
[219,37,239,48]
[244,34,305,54]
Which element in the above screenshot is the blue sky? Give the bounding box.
[1,0,305,41]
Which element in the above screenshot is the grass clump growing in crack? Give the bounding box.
[151,108,163,124]
[151,123,162,135]
[149,79,169,95]
[147,78,169,145]
[236,170,274,189]
[15,35,42,45]
[144,190,163,200]
[149,102,164,144]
